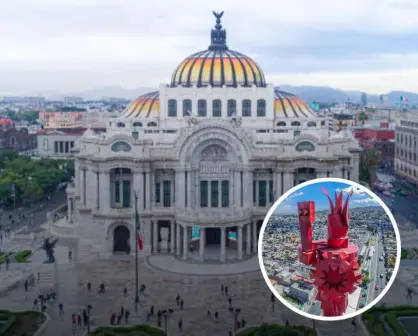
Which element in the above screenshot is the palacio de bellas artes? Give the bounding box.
[58,12,361,268]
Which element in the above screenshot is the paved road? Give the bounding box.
[376,191,418,226]
[0,190,66,233]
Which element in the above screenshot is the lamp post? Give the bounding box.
[161,309,169,335]
[134,191,140,313]
[233,308,241,335]
[87,304,92,334]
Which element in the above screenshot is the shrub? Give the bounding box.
[90,325,164,336]
[15,250,32,263]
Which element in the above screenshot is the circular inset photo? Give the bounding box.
[258,178,401,321]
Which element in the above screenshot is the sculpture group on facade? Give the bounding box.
[297,188,361,316]
[42,237,59,263]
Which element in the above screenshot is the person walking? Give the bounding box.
[77,314,82,326]
[180,299,184,310]
[178,319,183,331]
[58,303,64,317]
[150,305,154,316]
[87,282,91,292]
[225,286,229,296]
[24,280,28,292]
[124,309,130,324]
[221,284,224,295]
[228,297,232,309]
[214,311,218,320]
[176,294,180,306]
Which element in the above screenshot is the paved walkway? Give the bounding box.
[147,255,260,276]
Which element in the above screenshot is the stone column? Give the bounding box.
[234,169,241,208]
[176,223,181,256]
[80,168,85,204]
[170,220,175,253]
[132,169,144,212]
[183,226,188,260]
[199,227,205,261]
[99,172,110,210]
[152,221,158,253]
[252,221,257,253]
[150,171,155,207]
[186,170,192,209]
[237,226,243,260]
[175,170,186,209]
[74,161,80,198]
[220,227,226,262]
[275,169,282,200]
[246,223,251,255]
[67,198,72,223]
[282,171,294,194]
[243,170,253,208]
[145,170,151,209]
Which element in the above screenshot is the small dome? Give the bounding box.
[274,90,317,119]
[121,91,159,118]
[170,12,266,88]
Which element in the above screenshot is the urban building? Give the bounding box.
[63,13,362,263]
[39,111,86,128]
[395,116,418,185]
[288,282,316,303]
[332,113,355,131]
[0,118,37,151]
[64,96,84,106]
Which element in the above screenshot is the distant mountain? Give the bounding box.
[41,85,418,104]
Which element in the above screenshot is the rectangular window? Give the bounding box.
[253,181,257,203]
[59,141,64,153]
[65,142,69,153]
[70,141,74,148]
[221,180,229,207]
[54,141,58,153]
[259,180,267,207]
[200,181,208,207]
[115,181,120,203]
[269,180,274,203]
[155,182,161,203]
[122,181,131,208]
[163,181,171,207]
[211,180,219,207]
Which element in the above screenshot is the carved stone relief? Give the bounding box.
[200,145,228,162]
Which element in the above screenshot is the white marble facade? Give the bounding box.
[65,13,362,263]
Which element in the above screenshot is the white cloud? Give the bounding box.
[287,191,304,200]
[336,186,366,196]
[352,198,378,204]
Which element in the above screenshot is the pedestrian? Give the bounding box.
[214,311,218,320]
[83,310,88,326]
[77,314,82,326]
[150,305,154,316]
[176,295,180,306]
[120,305,124,317]
[286,320,289,326]
[229,331,233,336]
[228,297,232,308]
[124,309,130,324]
[236,320,241,329]
[178,319,183,331]
[225,286,229,295]
[221,284,224,295]
[98,283,105,294]
[146,312,151,322]
[33,298,38,309]
[241,319,246,328]
[110,313,115,325]
[207,309,211,318]
[180,299,184,310]
[352,318,357,329]
[58,303,64,317]
[117,314,122,325]
[68,250,72,262]
[5,258,9,271]
[72,314,77,326]
[87,282,91,292]
[123,287,127,296]
[24,279,28,292]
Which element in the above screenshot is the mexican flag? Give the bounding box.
[135,210,143,251]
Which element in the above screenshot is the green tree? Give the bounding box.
[21,110,39,123]
[362,274,370,285]
[358,111,368,125]
[361,148,380,185]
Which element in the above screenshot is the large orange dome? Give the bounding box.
[170,11,266,88]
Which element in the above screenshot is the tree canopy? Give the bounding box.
[0,153,74,206]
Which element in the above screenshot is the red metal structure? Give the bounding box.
[297,188,361,316]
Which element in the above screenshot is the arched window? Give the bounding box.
[117,122,126,128]
[183,99,192,116]
[295,141,315,152]
[147,122,157,127]
[198,99,207,117]
[307,121,317,127]
[212,99,221,117]
[257,99,266,117]
[242,99,251,117]
[168,99,177,117]
[111,141,132,152]
[291,121,301,127]
[133,122,142,127]
[227,99,236,116]
[276,121,286,127]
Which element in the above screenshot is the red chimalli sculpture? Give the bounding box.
[297,188,362,316]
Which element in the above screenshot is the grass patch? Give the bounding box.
[0,310,42,336]
[362,305,418,336]
[237,324,316,336]
[90,324,165,336]
[14,250,31,263]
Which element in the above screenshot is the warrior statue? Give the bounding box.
[42,237,59,263]
[297,188,361,316]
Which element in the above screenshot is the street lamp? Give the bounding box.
[233,308,241,335]
[161,309,170,335]
[134,191,140,313]
[87,304,92,334]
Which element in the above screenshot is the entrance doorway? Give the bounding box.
[113,225,130,253]
[206,228,221,245]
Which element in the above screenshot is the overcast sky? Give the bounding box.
[1,0,418,95]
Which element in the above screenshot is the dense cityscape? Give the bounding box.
[262,205,397,316]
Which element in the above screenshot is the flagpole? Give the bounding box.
[134,191,140,313]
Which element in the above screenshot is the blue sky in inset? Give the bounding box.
[274,181,380,214]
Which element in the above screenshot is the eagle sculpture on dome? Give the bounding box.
[213,11,224,20]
